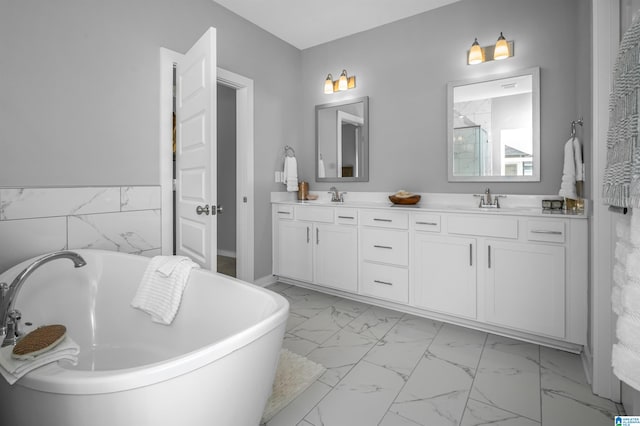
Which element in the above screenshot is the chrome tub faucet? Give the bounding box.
[0,251,86,347]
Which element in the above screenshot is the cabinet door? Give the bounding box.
[485,241,565,338]
[315,224,358,292]
[277,220,313,282]
[412,234,476,319]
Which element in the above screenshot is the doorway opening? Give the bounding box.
[160,48,255,282]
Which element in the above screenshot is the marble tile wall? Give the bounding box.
[0,186,161,273]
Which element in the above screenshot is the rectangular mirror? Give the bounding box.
[447,67,540,182]
[316,96,369,182]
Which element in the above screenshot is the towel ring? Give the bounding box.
[284,145,296,157]
[570,118,583,138]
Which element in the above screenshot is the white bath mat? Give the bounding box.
[261,348,325,424]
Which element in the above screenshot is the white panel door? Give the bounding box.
[176,28,217,269]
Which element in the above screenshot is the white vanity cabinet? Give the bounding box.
[272,198,588,351]
[273,204,357,292]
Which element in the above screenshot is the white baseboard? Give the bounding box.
[253,274,278,287]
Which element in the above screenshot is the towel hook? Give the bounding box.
[570,118,583,139]
[284,145,296,157]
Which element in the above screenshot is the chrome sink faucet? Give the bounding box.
[0,251,86,347]
[328,186,346,203]
[474,188,506,208]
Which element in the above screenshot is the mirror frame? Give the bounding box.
[316,96,369,182]
[447,67,540,182]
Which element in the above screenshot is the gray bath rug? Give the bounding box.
[261,348,326,424]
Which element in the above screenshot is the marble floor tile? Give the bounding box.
[461,398,541,426]
[345,305,403,340]
[264,381,332,426]
[265,284,623,425]
[379,411,424,426]
[304,361,405,426]
[282,333,319,357]
[364,315,441,379]
[388,334,484,425]
[290,305,361,344]
[279,286,338,319]
[540,346,619,415]
[306,329,379,387]
[470,334,541,421]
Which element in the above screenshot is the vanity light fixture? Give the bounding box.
[493,32,510,60]
[468,38,484,65]
[323,69,356,93]
[467,33,514,65]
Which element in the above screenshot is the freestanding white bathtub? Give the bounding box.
[0,249,289,426]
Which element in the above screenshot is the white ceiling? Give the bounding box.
[212,0,462,50]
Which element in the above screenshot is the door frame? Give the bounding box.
[159,48,255,282]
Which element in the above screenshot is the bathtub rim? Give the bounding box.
[0,249,289,395]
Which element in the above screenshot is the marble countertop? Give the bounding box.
[271,191,588,219]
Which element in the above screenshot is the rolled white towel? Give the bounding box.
[617,214,632,239]
[621,284,640,315]
[0,336,79,385]
[631,210,640,248]
[613,342,640,391]
[612,284,623,316]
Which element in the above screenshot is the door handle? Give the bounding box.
[196,205,210,215]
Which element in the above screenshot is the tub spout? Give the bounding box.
[0,251,86,347]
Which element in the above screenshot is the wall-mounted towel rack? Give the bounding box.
[570,118,583,139]
[284,145,296,157]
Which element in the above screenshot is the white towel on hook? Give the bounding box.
[558,137,583,199]
[283,156,298,192]
[318,157,326,178]
[131,256,199,325]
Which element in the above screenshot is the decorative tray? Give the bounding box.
[389,195,421,205]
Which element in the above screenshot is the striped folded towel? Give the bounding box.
[131,256,199,325]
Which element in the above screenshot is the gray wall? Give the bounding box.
[0,0,591,281]
[217,84,236,255]
[300,0,591,196]
[0,0,302,280]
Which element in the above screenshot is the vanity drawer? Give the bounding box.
[360,228,408,266]
[275,204,294,220]
[448,215,518,239]
[527,220,565,243]
[294,206,334,223]
[335,208,358,225]
[360,262,409,304]
[360,210,409,229]
[414,213,441,232]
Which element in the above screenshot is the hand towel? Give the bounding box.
[318,157,326,178]
[0,336,79,385]
[283,156,298,192]
[131,255,199,325]
[558,137,578,199]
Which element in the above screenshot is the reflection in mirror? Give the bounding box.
[316,96,369,182]
[447,67,540,182]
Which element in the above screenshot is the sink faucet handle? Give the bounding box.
[473,194,485,207]
[339,192,347,202]
[494,194,506,208]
